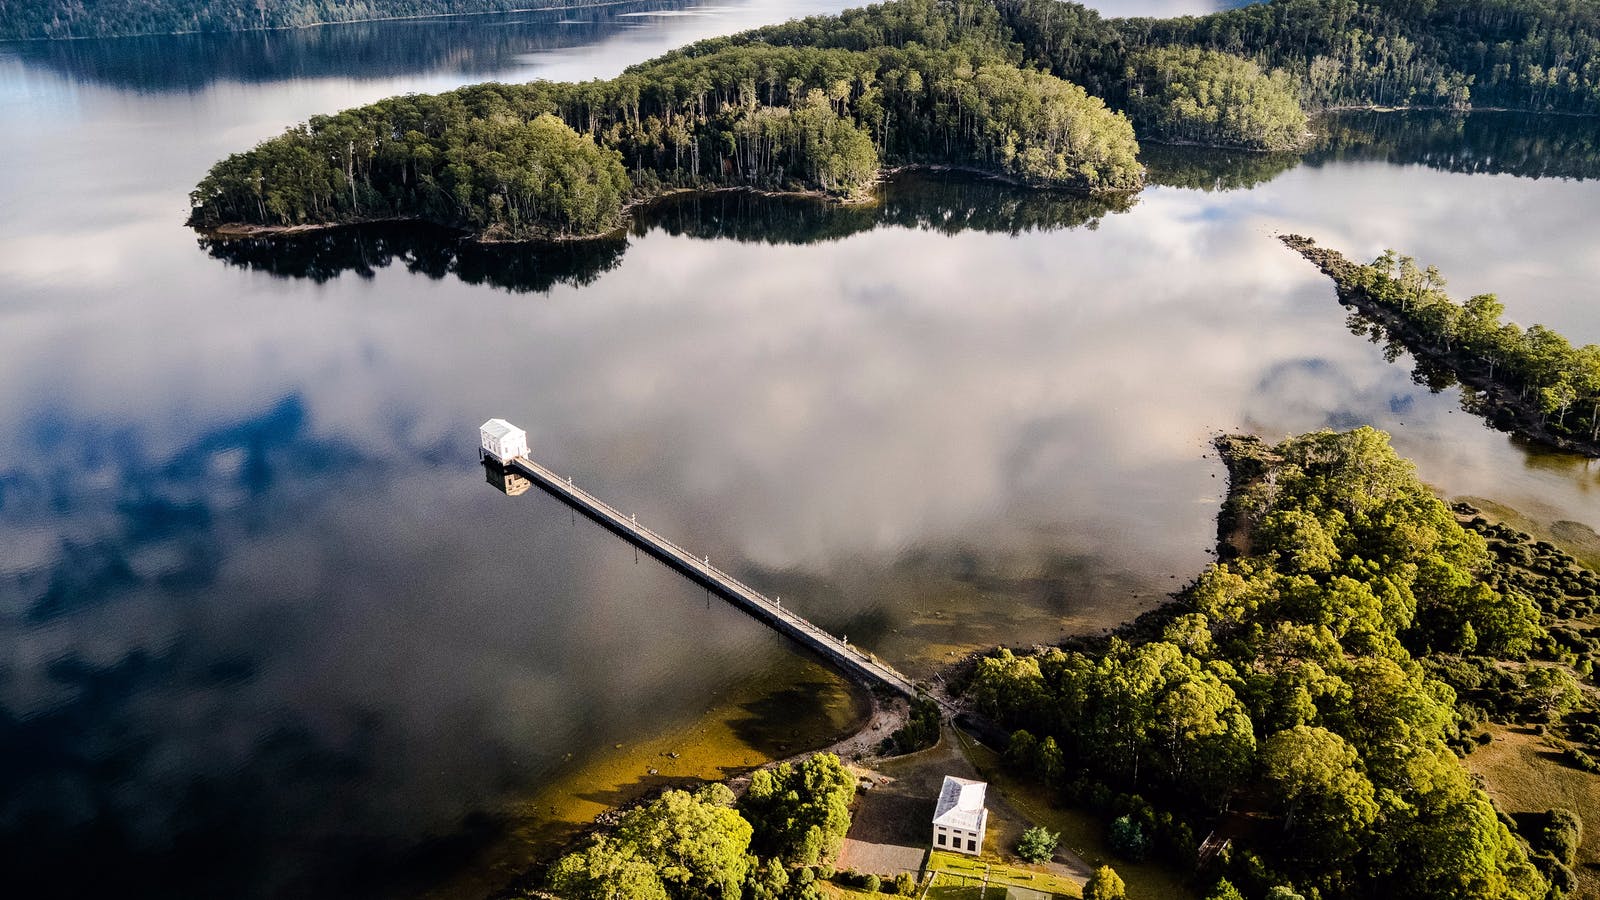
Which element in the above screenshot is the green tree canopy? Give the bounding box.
[740,753,856,865]
[1126,48,1309,150]
[547,835,671,900]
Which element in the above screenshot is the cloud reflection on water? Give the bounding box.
[5,3,1600,897]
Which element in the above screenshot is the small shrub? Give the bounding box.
[1540,808,1584,865]
[1565,747,1600,773]
[1546,859,1578,895]
[1083,865,1126,900]
[879,699,941,755]
[1206,878,1246,900]
[1086,782,1114,811]
[893,871,916,895]
[1108,814,1150,862]
[863,873,881,893]
[1016,826,1059,863]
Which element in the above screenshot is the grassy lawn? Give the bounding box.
[1461,723,1600,898]
[926,849,1081,898]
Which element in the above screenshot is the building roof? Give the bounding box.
[480,418,522,440]
[932,776,987,831]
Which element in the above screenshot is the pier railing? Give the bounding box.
[508,455,925,701]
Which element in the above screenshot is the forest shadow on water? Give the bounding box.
[1138,107,1600,191]
[197,171,1136,293]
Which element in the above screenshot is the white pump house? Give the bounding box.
[479,419,529,464]
[931,776,989,855]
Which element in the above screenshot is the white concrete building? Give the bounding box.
[931,775,988,856]
[479,418,528,464]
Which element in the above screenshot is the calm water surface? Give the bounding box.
[4,1,1600,897]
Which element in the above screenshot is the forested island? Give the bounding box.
[188,0,1600,241]
[188,0,1149,240]
[1283,234,1600,457]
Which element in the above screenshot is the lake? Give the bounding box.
[4,1,1600,897]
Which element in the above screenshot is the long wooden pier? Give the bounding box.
[504,453,925,702]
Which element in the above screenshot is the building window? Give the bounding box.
[967,839,976,852]
[936,834,946,847]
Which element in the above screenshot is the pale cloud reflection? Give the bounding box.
[6,1,1600,895]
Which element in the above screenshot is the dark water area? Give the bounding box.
[1308,109,1600,181]
[5,1,1600,898]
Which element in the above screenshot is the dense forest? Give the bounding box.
[0,0,588,40]
[669,0,1310,148]
[999,0,1600,115]
[1284,235,1600,456]
[966,428,1598,900]
[1125,47,1307,150]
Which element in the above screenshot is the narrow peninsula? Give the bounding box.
[1282,234,1600,457]
[965,427,1599,900]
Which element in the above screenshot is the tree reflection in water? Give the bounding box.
[199,172,1136,292]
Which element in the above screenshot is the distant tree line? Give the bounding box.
[0,0,588,40]
[968,428,1576,900]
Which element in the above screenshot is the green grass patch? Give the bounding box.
[926,850,1081,898]
[924,885,987,900]
[1462,724,1600,899]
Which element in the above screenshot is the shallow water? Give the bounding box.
[4,1,1600,897]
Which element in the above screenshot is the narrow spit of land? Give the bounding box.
[1280,234,1600,457]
